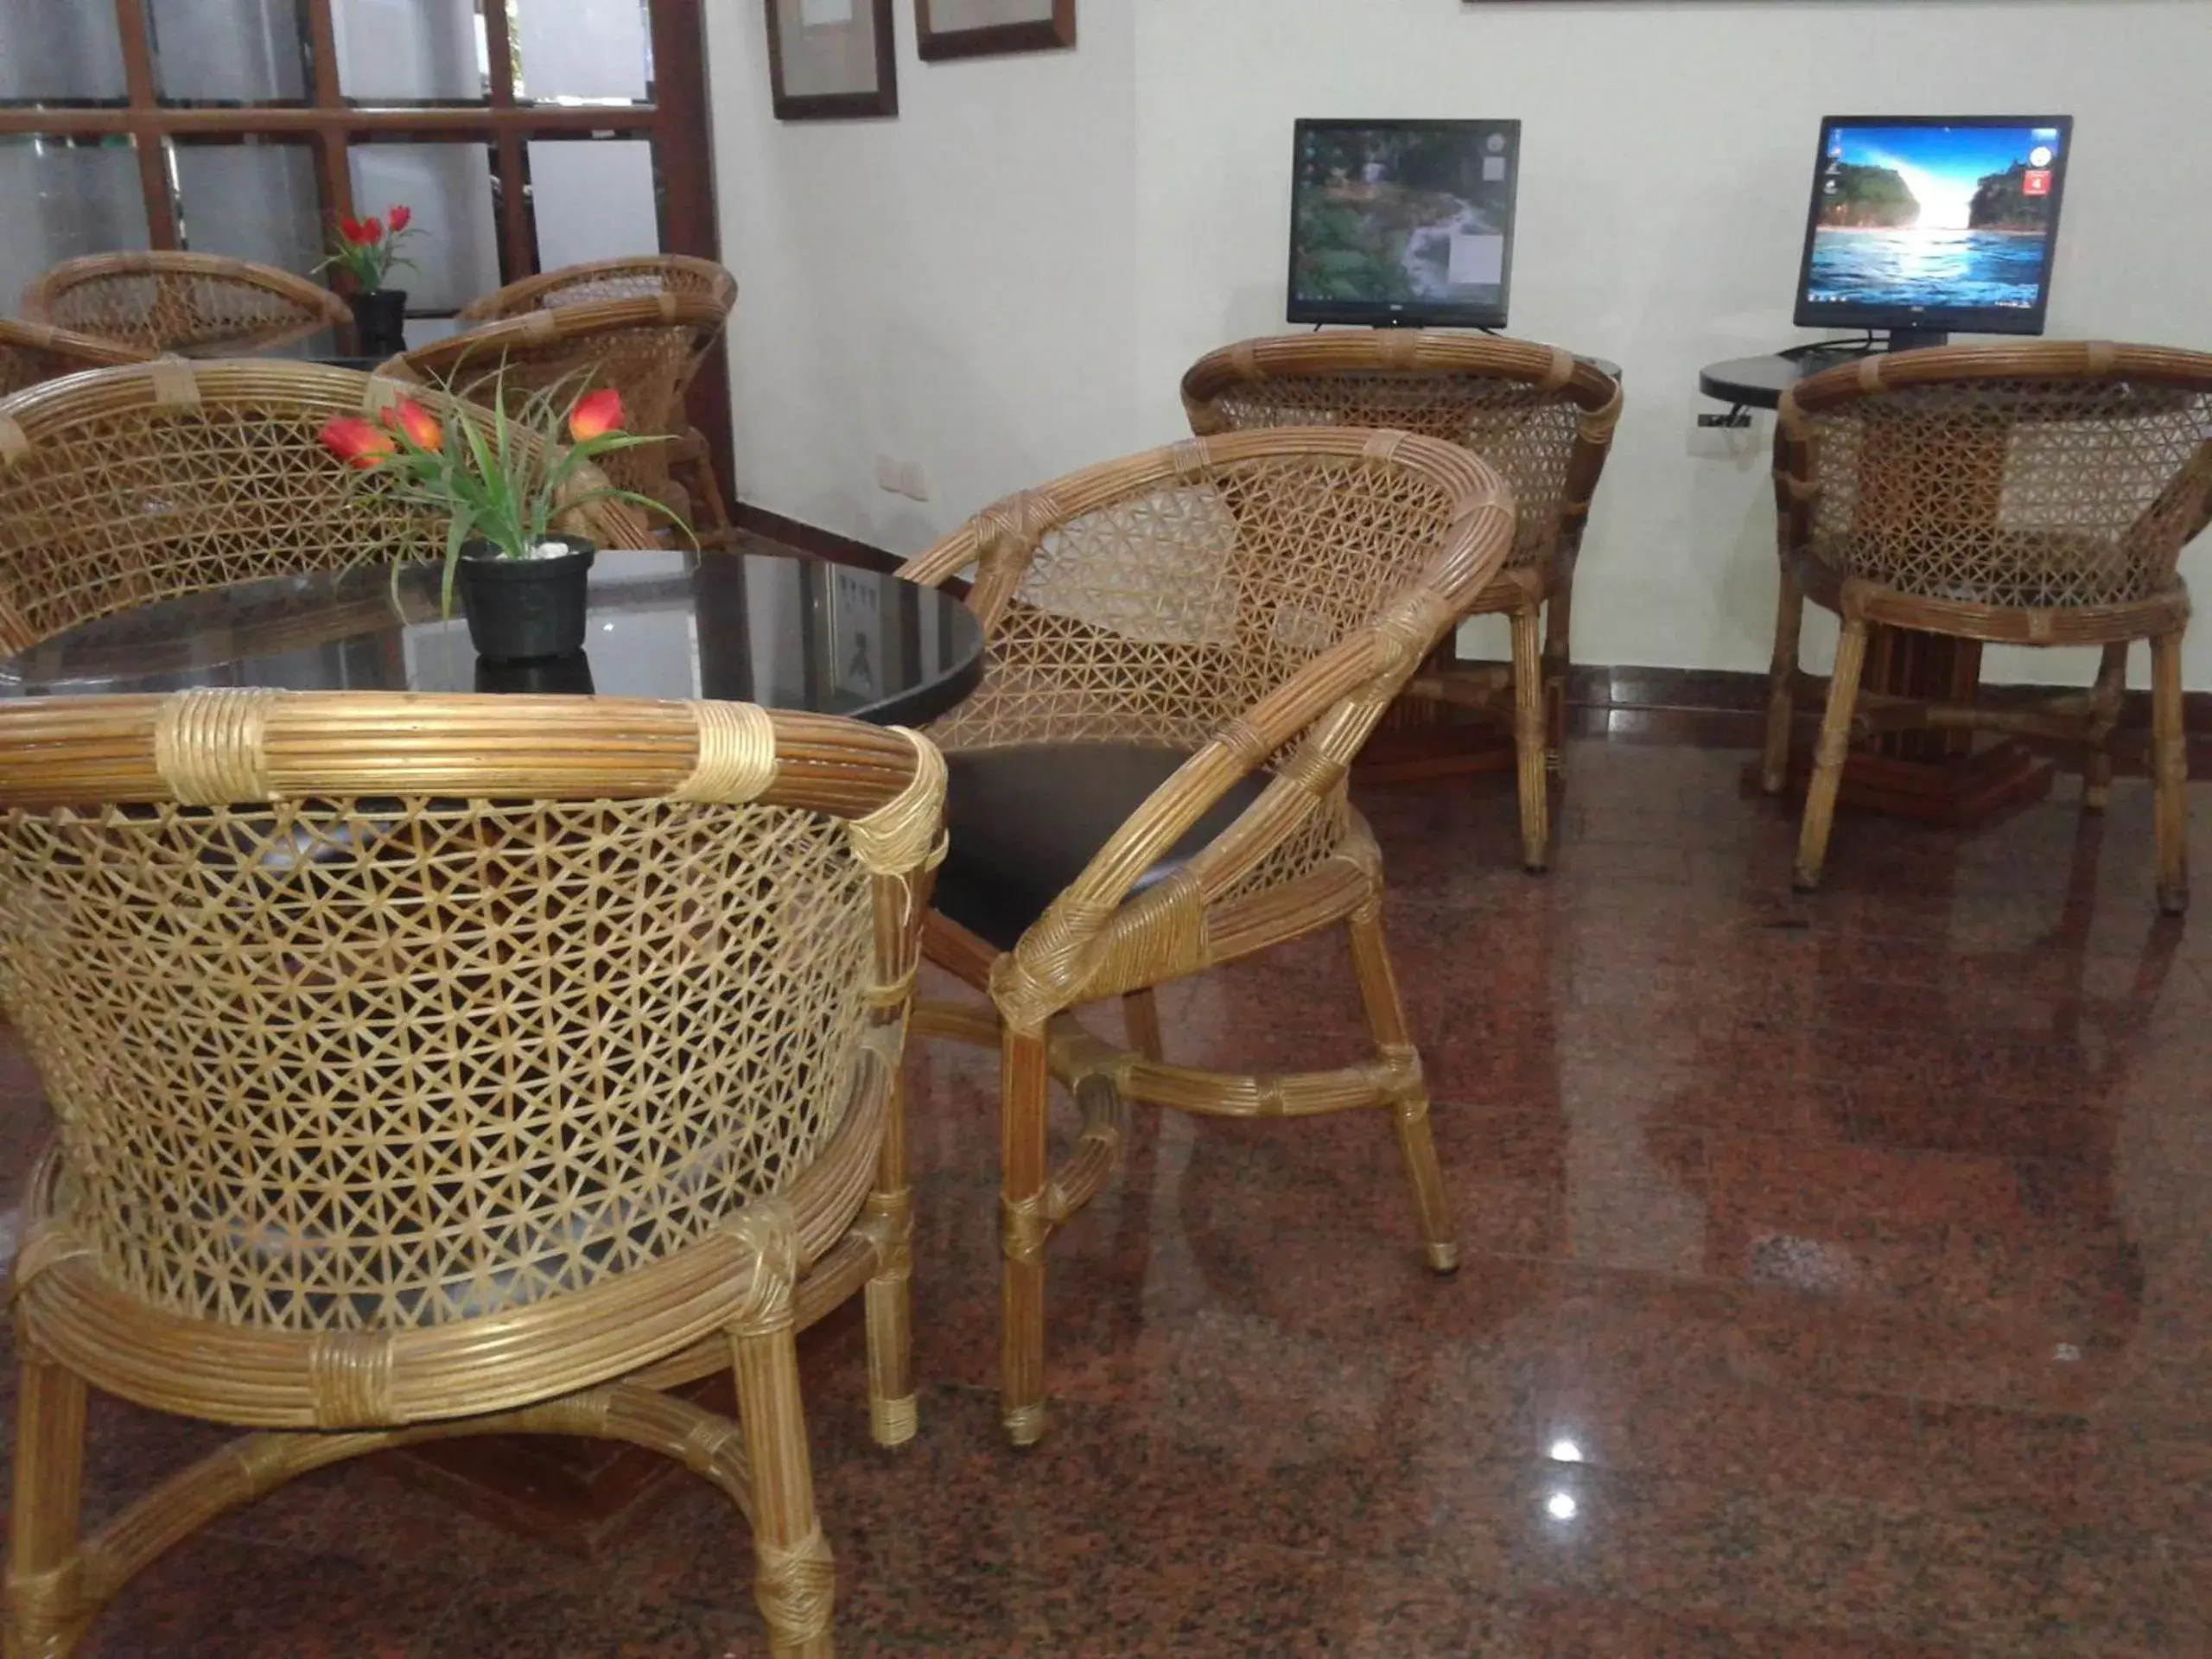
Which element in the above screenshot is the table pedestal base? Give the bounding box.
[379,1374,731,1560]
[1743,737,2052,828]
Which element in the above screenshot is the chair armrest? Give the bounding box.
[897,488,1062,633]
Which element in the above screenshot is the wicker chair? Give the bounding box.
[1181,332,1621,869]
[0,319,154,399]
[20,251,352,357]
[456,253,737,321]
[0,359,651,653]
[384,290,738,550]
[1764,342,2212,914]
[898,428,1516,1445]
[0,689,943,1657]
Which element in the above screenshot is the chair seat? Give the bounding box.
[932,744,1269,951]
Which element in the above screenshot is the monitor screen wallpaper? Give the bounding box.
[1796,118,2071,333]
[1287,119,1520,328]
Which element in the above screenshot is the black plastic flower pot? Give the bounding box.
[456,540,595,664]
[349,289,408,358]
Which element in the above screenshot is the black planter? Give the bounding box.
[455,540,595,663]
[473,652,595,696]
[349,289,408,358]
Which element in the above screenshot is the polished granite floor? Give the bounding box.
[3,733,2209,1656]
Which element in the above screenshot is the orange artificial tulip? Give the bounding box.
[387,204,412,233]
[568,388,624,442]
[319,416,395,469]
[382,398,443,451]
[359,216,384,244]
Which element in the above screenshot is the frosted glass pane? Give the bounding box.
[331,0,486,103]
[149,0,308,104]
[173,143,323,277]
[514,0,649,103]
[527,140,659,271]
[0,1,129,103]
[0,138,148,316]
[348,143,500,311]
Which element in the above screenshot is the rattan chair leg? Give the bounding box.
[1761,568,1806,794]
[2084,642,2131,811]
[677,431,739,555]
[730,1317,835,1659]
[1346,902,1457,1272]
[999,1022,1052,1447]
[1510,602,1550,872]
[1541,578,1573,773]
[1122,988,1165,1063]
[2152,631,2190,916]
[863,1072,917,1450]
[5,1354,89,1659]
[1795,616,1868,892]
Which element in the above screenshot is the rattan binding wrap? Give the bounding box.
[384,290,738,549]
[0,359,652,655]
[1181,331,1621,869]
[457,254,738,321]
[20,251,353,357]
[899,426,1516,1444]
[0,691,944,1657]
[0,320,154,400]
[1764,340,2212,912]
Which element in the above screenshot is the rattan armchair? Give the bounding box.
[456,253,738,321]
[898,428,1516,1445]
[383,291,737,550]
[1181,332,1621,870]
[20,251,352,356]
[0,689,944,1657]
[1763,342,2212,913]
[0,319,153,399]
[0,359,651,652]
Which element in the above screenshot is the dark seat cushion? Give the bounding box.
[932,744,1271,951]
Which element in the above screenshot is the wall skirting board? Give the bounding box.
[733,503,2212,749]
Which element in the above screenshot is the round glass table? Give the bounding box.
[0,550,984,727]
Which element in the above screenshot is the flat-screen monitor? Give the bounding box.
[1794,114,2072,339]
[1287,118,1520,328]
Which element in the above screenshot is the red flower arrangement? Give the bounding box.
[318,203,419,292]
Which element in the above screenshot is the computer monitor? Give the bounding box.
[1794,115,2072,346]
[1287,118,1521,329]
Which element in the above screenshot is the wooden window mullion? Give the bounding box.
[483,1,534,287]
[301,0,356,235]
[111,0,177,247]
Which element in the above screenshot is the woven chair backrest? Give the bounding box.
[0,318,155,400]
[385,295,731,499]
[0,692,942,1334]
[925,429,1511,757]
[1778,342,2212,610]
[457,254,737,321]
[0,360,650,654]
[1181,333,1619,571]
[22,251,352,356]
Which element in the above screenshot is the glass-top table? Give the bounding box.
[0,550,985,728]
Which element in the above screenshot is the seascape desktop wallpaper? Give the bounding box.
[1805,123,2063,311]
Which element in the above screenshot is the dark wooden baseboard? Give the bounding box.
[731,505,2212,736]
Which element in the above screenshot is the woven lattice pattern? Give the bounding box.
[0,791,875,1332]
[21,253,351,356]
[0,319,152,399]
[1803,378,2212,607]
[458,256,737,321]
[387,295,731,509]
[0,361,646,653]
[1199,374,1584,569]
[925,447,1479,902]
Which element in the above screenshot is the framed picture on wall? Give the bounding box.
[765,0,899,120]
[916,0,1076,60]
[828,563,887,700]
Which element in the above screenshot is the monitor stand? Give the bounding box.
[1882,327,1950,353]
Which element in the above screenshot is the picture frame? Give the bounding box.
[764,0,899,121]
[916,0,1076,61]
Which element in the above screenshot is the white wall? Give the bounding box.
[709,0,2212,685]
[704,0,1138,558]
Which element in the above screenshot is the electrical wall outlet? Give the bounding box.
[874,454,900,493]
[899,461,931,502]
